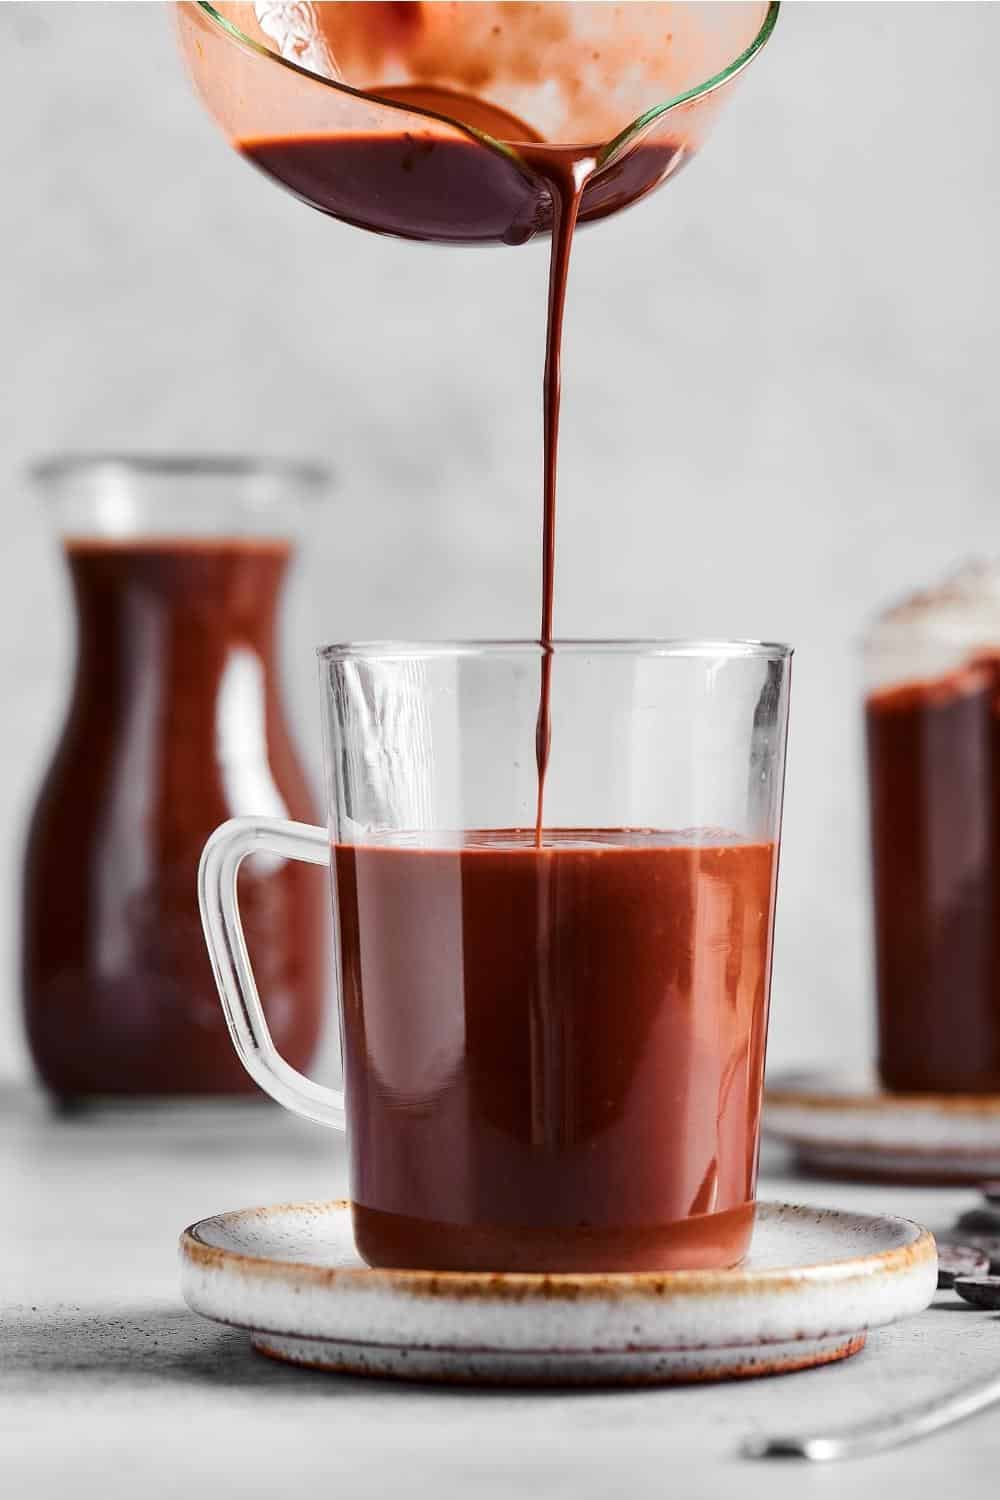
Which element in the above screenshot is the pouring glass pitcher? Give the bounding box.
[175,2,778,244]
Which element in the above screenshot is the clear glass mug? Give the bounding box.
[200,640,791,1272]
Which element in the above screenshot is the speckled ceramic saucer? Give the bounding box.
[179,1200,935,1386]
[765,1071,1000,1183]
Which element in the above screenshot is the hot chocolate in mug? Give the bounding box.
[199,640,791,1273]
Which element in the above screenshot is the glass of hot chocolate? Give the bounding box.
[866,566,1000,1094]
[199,638,791,1273]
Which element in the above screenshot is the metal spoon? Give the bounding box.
[742,1368,1000,1461]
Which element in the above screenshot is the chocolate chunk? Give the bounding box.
[953,1275,1000,1310]
[967,1236,1000,1272]
[938,1231,1000,1273]
[955,1206,1000,1234]
[961,1236,1000,1272]
[937,1242,991,1288]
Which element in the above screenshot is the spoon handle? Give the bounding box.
[742,1368,1000,1461]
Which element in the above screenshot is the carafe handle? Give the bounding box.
[198,817,345,1130]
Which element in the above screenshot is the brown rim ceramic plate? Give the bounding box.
[765,1070,1000,1183]
[178,1199,935,1386]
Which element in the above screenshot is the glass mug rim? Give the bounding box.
[317,637,794,663]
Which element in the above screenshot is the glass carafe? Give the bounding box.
[22,455,329,1098]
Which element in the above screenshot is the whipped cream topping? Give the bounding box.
[872,561,1000,650]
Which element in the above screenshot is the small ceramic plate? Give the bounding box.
[765,1070,1000,1183]
[179,1199,935,1386]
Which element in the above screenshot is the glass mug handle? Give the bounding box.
[198,817,345,1129]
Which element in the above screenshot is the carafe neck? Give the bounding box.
[64,537,291,695]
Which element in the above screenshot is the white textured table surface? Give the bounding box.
[3,1084,997,1497]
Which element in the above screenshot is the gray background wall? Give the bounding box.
[3,1,998,1086]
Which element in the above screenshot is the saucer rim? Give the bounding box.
[766,1069,1000,1116]
[180,1197,935,1301]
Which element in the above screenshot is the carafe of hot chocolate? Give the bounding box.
[22,456,328,1098]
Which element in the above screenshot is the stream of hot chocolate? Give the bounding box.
[241,95,686,841]
[517,145,596,844]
